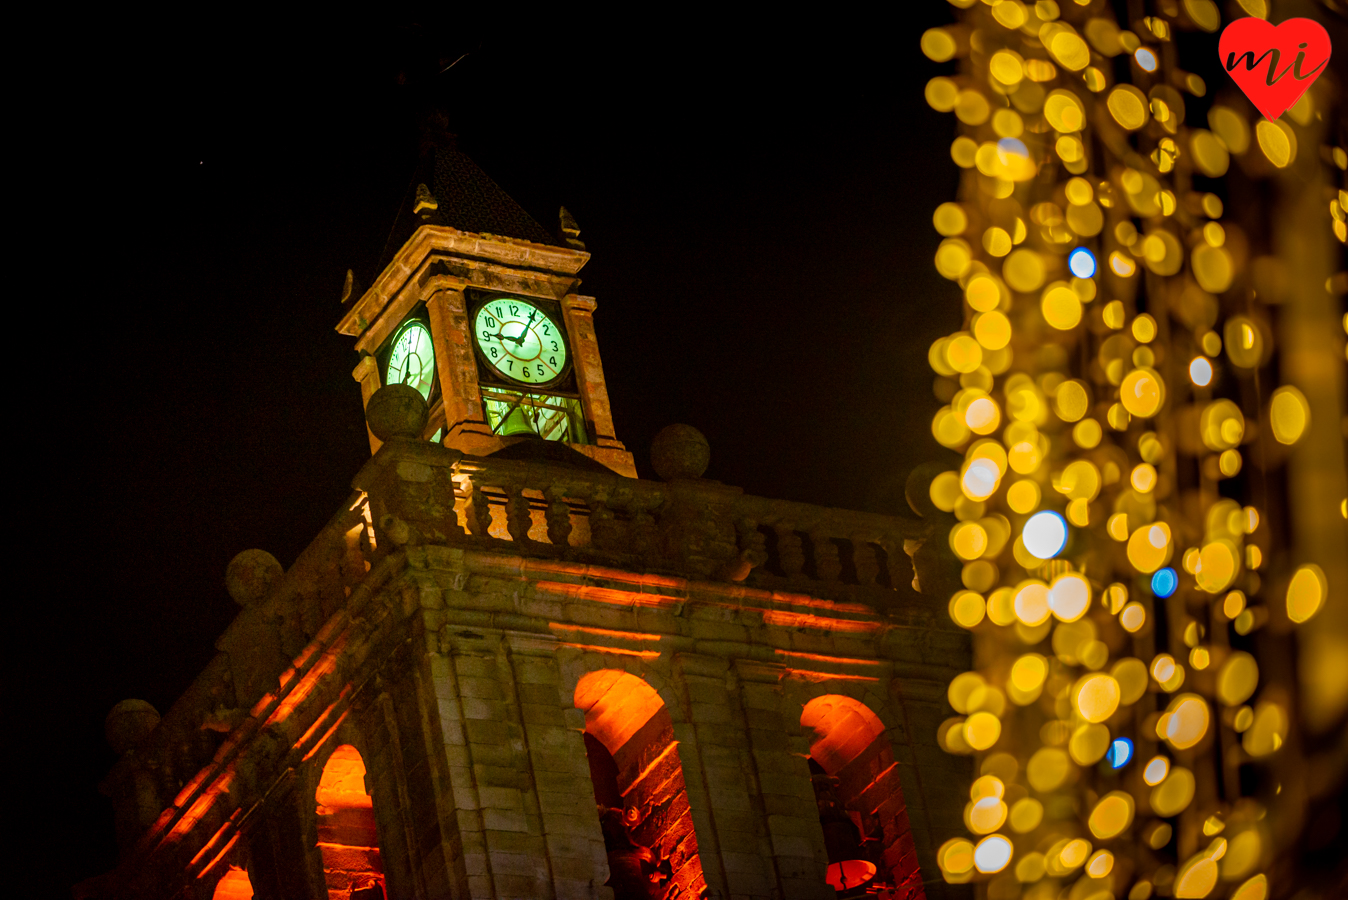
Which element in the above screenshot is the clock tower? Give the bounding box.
[338,120,635,477]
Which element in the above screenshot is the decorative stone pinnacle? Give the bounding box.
[414,183,439,216]
[366,383,429,442]
[650,424,710,481]
[225,549,284,607]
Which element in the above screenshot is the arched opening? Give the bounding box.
[575,670,707,900]
[315,744,386,900]
[211,866,254,900]
[802,696,923,899]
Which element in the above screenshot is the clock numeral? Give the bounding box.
[542,325,551,335]
[550,341,558,350]
[481,329,493,341]
[548,356,557,367]
[505,360,513,371]
[509,304,519,316]
[489,347,498,359]
[536,364,545,377]
[484,316,497,328]
[493,306,503,319]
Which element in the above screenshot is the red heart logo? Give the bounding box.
[1219,17,1331,121]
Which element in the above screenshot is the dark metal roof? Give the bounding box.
[428,146,557,246]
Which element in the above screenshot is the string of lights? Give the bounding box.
[918,1,1346,898]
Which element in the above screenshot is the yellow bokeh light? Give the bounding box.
[1225,316,1264,368]
[1131,463,1157,493]
[1127,522,1171,573]
[1073,673,1121,723]
[1109,251,1137,277]
[1041,284,1083,330]
[965,274,1003,312]
[1242,701,1287,756]
[1120,601,1146,632]
[1165,694,1210,749]
[966,796,1008,834]
[1073,418,1102,448]
[1132,313,1157,343]
[1088,791,1135,839]
[1044,89,1085,132]
[1069,722,1111,765]
[1006,479,1040,514]
[932,202,967,236]
[1014,581,1051,626]
[1113,657,1148,704]
[1055,380,1088,422]
[964,397,1001,434]
[1229,874,1268,900]
[964,711,1002,750]
[1201,399,1244,451]
[1086,849,1115,878]
[1219,449,1243,477]
[948,671,985,714]
[1286,563,1327,623]
[1255,118,1295,168]
[946,332,983,373]
[983,226,1013,257]
[987,587,1016,626]
[1004,248,1046,293]
[949,590,987,629]
[1174,849,1219,899]
[989,49,1026,86]
[1048,573,1091,621]
[1026,747,1071,792]
[920,28,957,62]
[1058,460,1100,501]
[1216,651,1259,707]
[1143,756,1170,786]
[1009,797,1043,833]
[1269,386,1309,444]
[938,837,975,876]
[1059,838,1091,869]
[1195,540,1238,593]
[926,77,960,113]
[992,0,1028,29]
[1151,765,1196,816]
[1064,176,1093,205]
[1010,653,1047,693]
[972,310,1012,351]
[1120,367,1165,417]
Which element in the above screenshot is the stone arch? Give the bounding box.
[800,695,924,900]
[574,670,707,900]
[210,866,254,900]
[314,744,386,900]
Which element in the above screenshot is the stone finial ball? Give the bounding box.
[106,699,161,754]
[225,549,283,607]
[366,383,429,441]
[650,424,710,481]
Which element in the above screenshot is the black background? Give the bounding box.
[15,9,962,894]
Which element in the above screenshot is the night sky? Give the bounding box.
[16,10,964,896]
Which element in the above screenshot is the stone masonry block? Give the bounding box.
[456,675,505,700]
[555,877,606,900]
[740,683,782,711]
[482,808,529,833]
[520,702,566,727]
[690,701,733,725]
[513,657,561,685]
[461,696,506,721]
[478,786,524,813]
[769,834,818,860]
[454,655,500,679]
[487,849,550,877]
[465,718,510,745]
[515,681,561,706]
[541,811,599,837]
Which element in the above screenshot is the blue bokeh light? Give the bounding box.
[1109,737,1134,769]
[1068,247,1097,279]
[1151,567,1179,598]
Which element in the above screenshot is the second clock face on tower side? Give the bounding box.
[473,297,569,387]
[386,320,436,401]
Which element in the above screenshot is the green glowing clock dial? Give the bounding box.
[386,320,436,401]
[474,298,568,386]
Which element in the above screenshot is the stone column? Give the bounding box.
[560,294,621,449]
[426,287,494,451]
[353,354,383,453]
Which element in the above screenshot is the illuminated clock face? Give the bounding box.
[473,298,568,386]
[386,320,436,401]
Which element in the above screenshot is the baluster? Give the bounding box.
[852,535,879,585]
[630,498,659,558]
[590,500,623,553]
[544,484,573,547]
[775,525,804,576]
[505,484,532,544]
[811,531,842,581]
[736,518,768,570]
[466,478,493,536]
